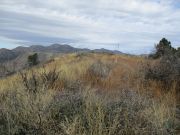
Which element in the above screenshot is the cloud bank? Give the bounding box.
[0,0,180,54]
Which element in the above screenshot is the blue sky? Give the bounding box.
[0,0,180,54]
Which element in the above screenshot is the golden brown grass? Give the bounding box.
[0,53,143,92]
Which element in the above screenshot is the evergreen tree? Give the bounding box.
[152,38,176,59]
[28,53,39,66]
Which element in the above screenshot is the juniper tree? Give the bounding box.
[28,53,39,66]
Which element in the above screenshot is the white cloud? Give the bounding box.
[0,0,180,54]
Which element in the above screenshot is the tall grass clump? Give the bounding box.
[84,60,113,89]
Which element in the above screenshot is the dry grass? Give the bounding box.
[0,52,179,135]
[0,53,142,92]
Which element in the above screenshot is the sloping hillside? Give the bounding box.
[0,44,123,64]
[0,48,19,63]
[0,53,179,135]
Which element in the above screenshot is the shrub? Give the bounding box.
[150,38,176,59]
[142,57,180,91]
[19,70,39,94]
[0,84,177,135]
[144,38,180,92]
[19,68,60,93]
[41,67,60,89]
[88,60,112,78]
[28,53,39,66]
[75,52,89,58]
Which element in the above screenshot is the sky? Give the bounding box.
[0,0,180,54]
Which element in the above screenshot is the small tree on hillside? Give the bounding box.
[145,38,180,92]
[28,53,39,66]
[150,38,176,59]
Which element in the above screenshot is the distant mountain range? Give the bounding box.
[0,44,123,63]
[0,44,124,77]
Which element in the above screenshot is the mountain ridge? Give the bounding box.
[0,44,123,60]
[0,44,124,77]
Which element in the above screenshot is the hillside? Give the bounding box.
[0,44,123,63]
[0,52,179,135]
[13,44,88,53]
[1,0,180,134]
[0,44,123,75]
[0,44,89,65]
[0,48,19,63]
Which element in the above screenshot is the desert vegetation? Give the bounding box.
[0,39,179,135]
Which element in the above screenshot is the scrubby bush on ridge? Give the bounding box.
[143,38,180,92]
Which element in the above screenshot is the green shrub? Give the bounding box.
[28,53,39,66]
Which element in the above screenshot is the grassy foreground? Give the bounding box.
[0,53,179,135]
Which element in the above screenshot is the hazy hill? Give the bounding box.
[0,48,19,63]
[93,48,123,54]
[0,44,123,64]
[13,44,90,54]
